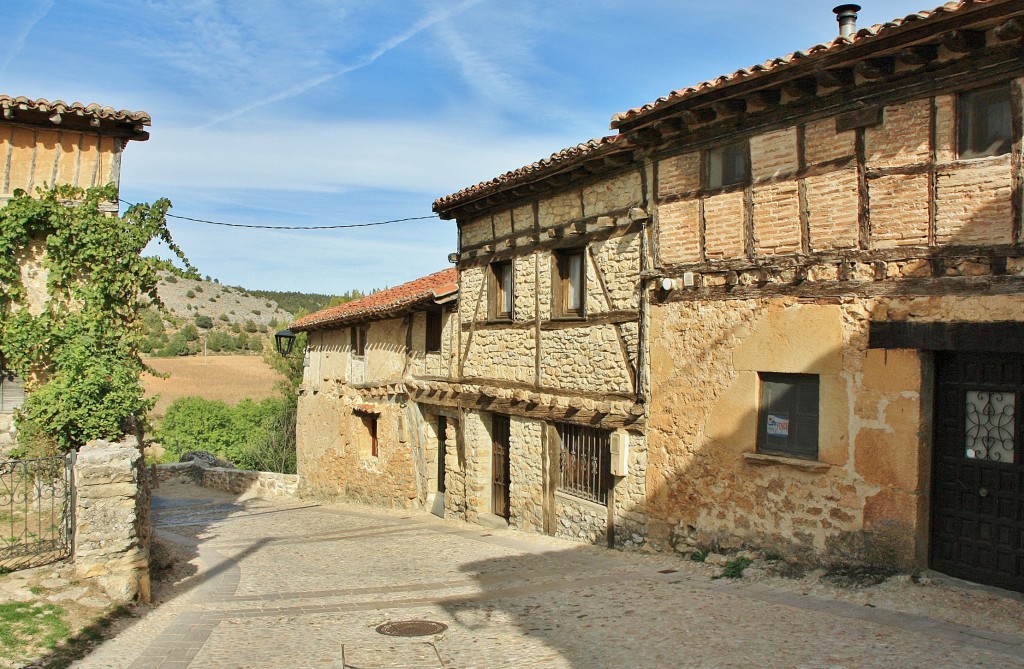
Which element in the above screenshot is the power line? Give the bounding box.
[117,198,437,230]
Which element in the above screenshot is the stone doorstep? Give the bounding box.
[475,513,510,530]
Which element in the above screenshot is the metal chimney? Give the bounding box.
[833,4,861,39]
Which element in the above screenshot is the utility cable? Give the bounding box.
[117,198,437,230]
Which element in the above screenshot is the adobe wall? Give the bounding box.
[0,126,122,203]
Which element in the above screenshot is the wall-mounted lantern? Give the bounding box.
[274,329,297,356]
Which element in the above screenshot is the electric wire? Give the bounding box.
[117,198,437,230]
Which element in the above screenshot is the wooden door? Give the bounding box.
[932,352,1024,592]
[491,414,511,520]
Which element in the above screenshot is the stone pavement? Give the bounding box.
[74,481,1024,669]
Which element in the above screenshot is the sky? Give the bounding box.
[2,0,935,294]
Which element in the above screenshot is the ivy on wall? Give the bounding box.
[0,184,190,453]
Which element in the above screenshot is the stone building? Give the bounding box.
[290,269,459,511]
[0,95,150,454]
[434,1,1024,592]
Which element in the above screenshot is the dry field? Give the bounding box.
[142,355,286,421]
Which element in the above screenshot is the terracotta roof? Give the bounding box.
[432,135,625,214]
[290,269,458,331]
[434,1,1005,215]
[0,95,151,125]
[610,1,997,128]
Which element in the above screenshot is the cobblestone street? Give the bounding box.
[74,480,1024,669]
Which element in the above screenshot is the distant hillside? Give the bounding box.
[140,272,368,357]
[243,288,367,316]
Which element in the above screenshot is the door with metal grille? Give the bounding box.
[491,414,510,520]
[931,352,1023,592]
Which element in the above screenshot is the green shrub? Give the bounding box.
[185,290,195,298]
[164,275,178,284]
[195,314,213,329]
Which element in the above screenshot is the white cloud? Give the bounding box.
[0,0,54,79]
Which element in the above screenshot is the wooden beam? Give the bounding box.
[896,45,939,66]
[681,107,716,126]
[712,99,747,117]
[855,58,895,80]
[628,126,663,147]
[746,89,782,108]
[814,68,855,88]
[995,17,1024,41]
[782,77,817,100]
[940,29,986,53]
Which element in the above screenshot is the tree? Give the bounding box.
[195,314,213,329]
[0,184,190,452]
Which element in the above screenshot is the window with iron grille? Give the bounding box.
[557,423,610,504]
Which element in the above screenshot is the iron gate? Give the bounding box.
[0,453,74,570]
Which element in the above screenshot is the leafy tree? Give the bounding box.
[0,184,190,452]
[194,314,213,329]
[181,324,199,341]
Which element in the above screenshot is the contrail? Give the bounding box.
[197,0,483,130]
[0,0,55,79]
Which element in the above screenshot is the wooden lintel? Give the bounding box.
[940,29,986,53]
[995,17,1024,42]
[855,58,895,80]
[712,99,746,117]
[896,44,939,66]
[814,68,855,88]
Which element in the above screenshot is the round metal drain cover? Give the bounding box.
[375,620,448,637]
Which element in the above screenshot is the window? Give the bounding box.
[361,416,378,457]
[351,325,367,357]
[557,423,611,504]
[425,309,442,353]
[490,261,514,320]
[554,249,585,318]
[959,85,1012,159]
[0,374,25,414]
[757,373,819,460]
[707,140,749,189]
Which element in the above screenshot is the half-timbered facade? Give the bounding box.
[291,270,459,511]
[435,1,1024,592]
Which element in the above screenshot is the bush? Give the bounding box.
[244,320,258,333]
[181,324,199,341]
[195,314,213,329]
[157,396,295,472]
[164,275,178,284]
[185,290,195,298]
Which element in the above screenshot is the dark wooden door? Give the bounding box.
[932,352,1024,592]
[491,414,511,520]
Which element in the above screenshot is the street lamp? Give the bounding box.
[274,329,297,356]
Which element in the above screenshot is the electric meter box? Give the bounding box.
[610,429,629,477]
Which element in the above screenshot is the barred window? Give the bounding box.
[557,423,610,504]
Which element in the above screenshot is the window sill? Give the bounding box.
[743,452,831,473]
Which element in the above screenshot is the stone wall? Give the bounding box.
[157,460,299,498]
[646,297,934,566]
[508,416,543,533]
[73,438,150,603]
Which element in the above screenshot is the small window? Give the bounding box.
[361,416,378,457]
[490,261,514,320]
[554,249,585,318]
[351,325,367,357]
[757,373,819,460]
[707,140,749,189]
[425,310,442,353]
[0,374,25,414]
[557,423,611,504]
[959,85,1012,159]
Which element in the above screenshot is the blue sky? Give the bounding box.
[3,0,932,294]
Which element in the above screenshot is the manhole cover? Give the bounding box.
[375,620,448,637]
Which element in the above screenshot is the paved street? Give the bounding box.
[75,480,1024,669]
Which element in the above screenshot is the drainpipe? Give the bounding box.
[833,4,861,40]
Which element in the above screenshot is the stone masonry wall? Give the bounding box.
[508,416,543,533]
[74,437,150,603]
[157,460,299,498]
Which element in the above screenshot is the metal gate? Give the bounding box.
[0,453,74,570]
[932,352,1023,592]
[491,414,510,520]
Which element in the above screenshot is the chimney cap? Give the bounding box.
[833,4,862,16]
[833,4,861,39]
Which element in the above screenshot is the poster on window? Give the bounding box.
[766,414,790,437]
